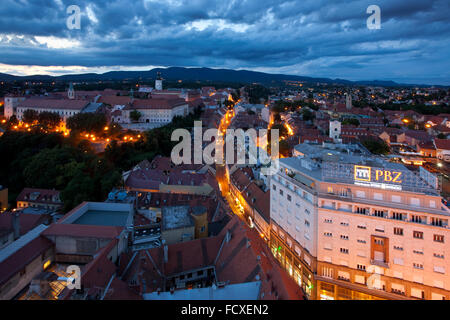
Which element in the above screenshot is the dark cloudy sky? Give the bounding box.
[0,0,449,85]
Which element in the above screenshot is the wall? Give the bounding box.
[161,226,195,245]
[0,247,53,300]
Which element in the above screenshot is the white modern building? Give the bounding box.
[270,142,450,300]
[123,98,189,125]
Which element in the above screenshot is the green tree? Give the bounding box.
[362,139,390,155]
[342,118,360,126]
[38,111,61,129]
[23,109,39,123]
[130,110,142,122]
[67,113,107,134]
[301,109,315,122]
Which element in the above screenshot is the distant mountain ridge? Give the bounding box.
[0,67,444,87]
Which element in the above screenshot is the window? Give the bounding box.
[374,239,384,245]
[431,217,445,226]
[392,212,404,220]
[337,271,350,281]
[374,210,385,217]
[340,248,349,254]
[322,267,333,278]
[411,215,423,224]
[375,226,385,233]
[357,264,366,271]
[304,220,310,227]
[413,249,424,255]
[272,184,276,191]
[340,235,349,240]
[434,266,445,274]
[340,221,349,226]
[434,253,444,259]
[413,231,423,239]
[434,235,444,243]
[373,192,383,200]
[393,245,403,251]
[394,227,403,236]
[413,263,424,270]
[356,191,366,198]
[355,207,367,214]
[279,189,283,196]
[287,194,292,201]
[357,224,367,230]
[357,239,366,244]
[324,218,333,224]
[324,232,332,237]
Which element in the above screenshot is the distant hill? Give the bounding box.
[0,67,443,87]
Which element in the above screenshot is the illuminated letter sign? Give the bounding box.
[353,165,403,191]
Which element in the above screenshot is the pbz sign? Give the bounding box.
[354,165,402,184]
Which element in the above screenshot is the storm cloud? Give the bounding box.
[0,0,449,84]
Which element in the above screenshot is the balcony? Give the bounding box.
[370,260,389,268]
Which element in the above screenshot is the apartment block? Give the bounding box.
[270,142,450,300]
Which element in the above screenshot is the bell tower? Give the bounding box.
[68,82,75,100]
[155,72,163,91]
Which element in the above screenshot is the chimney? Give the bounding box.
[12,213,20,240]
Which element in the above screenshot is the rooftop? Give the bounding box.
[286,142,439,195]
[143,281,261,300]
[17,98,89,111]
[161,206,195,231]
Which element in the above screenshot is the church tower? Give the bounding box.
[329,110,341,143]
[68,82,75,100]
[155,72,163,91]
[345,92,352,110]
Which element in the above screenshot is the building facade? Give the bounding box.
[16,98,90,122]
[270,142,450,300]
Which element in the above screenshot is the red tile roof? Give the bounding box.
[137,216,303,299]
[230,169,252,192]
[0,236,54,286]
[127,98,187,110]
[241,183,270,223]
[435,138,450,150]
[0,212,48,236]
[18,98,89,110]
[42,223,123,239]
[16,188,61,205]
[81,239,118,290]
[97,95,131,106]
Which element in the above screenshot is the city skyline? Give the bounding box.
[0,0,449,85]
